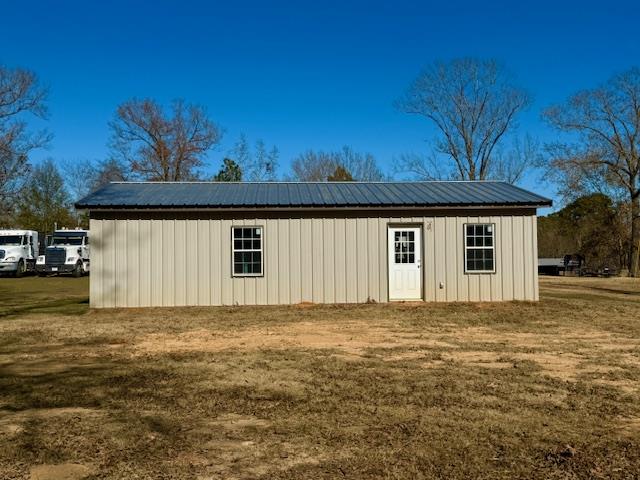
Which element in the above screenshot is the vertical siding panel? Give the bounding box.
[126,220,140,307]
[211,220,222,306]
[220,220,233,305]
[186,221,198,306]
[174,220,187,306]
[523,215,534,300]
[311,218,323,302]
[255,219,268,305]
[512,216,525,300]
[109,220,119,307]
[379,218,389,302]
[445,217,458,301]
[323,218,335,303]
[334,218,347,303]
[532,215,540,301]
[162,220,176,306]
[345,218,357,303]
[151,220,162,307]
[289,218,301,304]
[197,219,210,306]
[423,217,436,302]
[104,220,113,308]
[456,217,468,302]
[109,220,118,308]
[367,217,380,302]
[501,216,514,300]
[479,216,492,301]
[356,217,368,302]
[490,216,503,301]
[89,219,102,308]
[434,216,446,302]
[278,219,290,304]
[104,220,115,308]
[266,219,279,304]
[138,220,151,307]
[300,218,313,302]
[115,220,127,307]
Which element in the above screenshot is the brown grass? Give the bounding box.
[0,275,639,478]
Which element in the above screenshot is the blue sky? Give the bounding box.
[2,0,639,209]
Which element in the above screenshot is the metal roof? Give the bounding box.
[75,181,552,210]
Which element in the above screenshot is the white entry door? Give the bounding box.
[388,227,422,300]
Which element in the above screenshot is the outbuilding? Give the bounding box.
[76,181,551,308]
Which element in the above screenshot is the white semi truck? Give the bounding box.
[36,228,90,277]
[0,230,40,277]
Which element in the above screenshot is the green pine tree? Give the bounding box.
[14,159,75,233]
[214,158,243,182]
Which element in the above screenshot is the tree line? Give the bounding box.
[0,59,638,275]
[538,193,630,272]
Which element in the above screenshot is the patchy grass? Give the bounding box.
[0,276,639,479]
[0,276,89,318]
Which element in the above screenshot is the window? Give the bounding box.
[232,227,263,276]
[51,235,84,246]
[0,235,21,246]
[464,224,495,273]
[393,230,416,264]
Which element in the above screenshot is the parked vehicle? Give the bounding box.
[36,228,90,277]
[0,230,40,277]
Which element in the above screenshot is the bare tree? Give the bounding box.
[0,65,49,215]
[92,158,129,186]
[393,151,456,181]
[228,134,279,181]
[64,158,128,202]
[63,159,99,203]
[397,58,531,181]
[393,135,538,184]
[109,98,221,181]
[338,146,385,181]
[543,67,640,276]
[290,150,336,181]
[490,135,541,184]
[290,146,385,181]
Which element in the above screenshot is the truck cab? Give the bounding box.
[0,230,39,277]
[36,229,90,277]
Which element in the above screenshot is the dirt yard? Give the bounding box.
[0,276,639,479]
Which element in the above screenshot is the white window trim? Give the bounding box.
[464,223,496,274]
[231,226,264,277]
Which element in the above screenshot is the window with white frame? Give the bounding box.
[232,227,263,276]
[464,224,495,273]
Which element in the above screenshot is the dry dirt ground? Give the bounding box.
[0,276,639,479]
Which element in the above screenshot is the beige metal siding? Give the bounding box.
[89,212,539,307]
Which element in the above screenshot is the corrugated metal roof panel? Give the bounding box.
[75,181,552,209]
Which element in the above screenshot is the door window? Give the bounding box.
[394,230,415,264]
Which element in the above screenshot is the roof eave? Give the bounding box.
[76,202,551,212]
